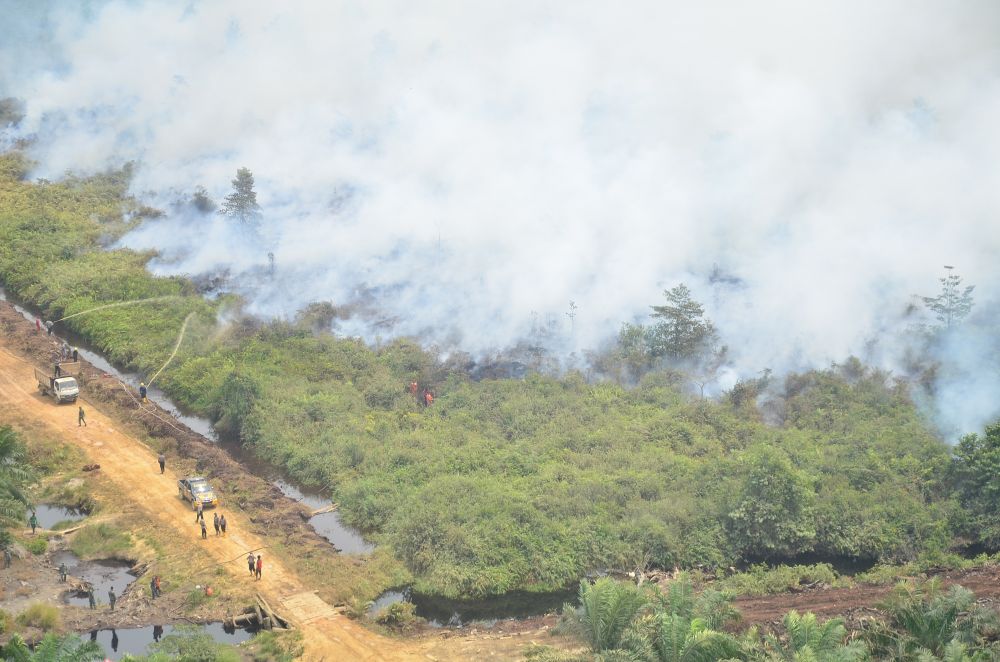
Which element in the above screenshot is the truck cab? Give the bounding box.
[35,367,79,404]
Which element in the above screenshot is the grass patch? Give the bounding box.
[70,523,132,559]
[856,552,1000,585]
[51,519,82,531]
[0,609,11,636]
[185,587,211,610]
[16,603,60,631]
[23,536,48,555]
[523,645,591,662]
[246,630,304,662]
[717,563,850,596]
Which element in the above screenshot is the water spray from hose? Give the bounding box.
[55,296,183,322]
[147,311,196,388]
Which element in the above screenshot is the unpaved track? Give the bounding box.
[0,346,417,661]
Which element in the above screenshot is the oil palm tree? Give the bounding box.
[597,574,746,662]
[762,611,866,661]
[0,425,32,530]
[571,577,650,652]
[2,633,104,662]
[862,580,1000,661]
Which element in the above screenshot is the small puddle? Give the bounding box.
[52,550,136,607]
[368,586,575,627]
[84,623,255,660]
[33,504,86,530]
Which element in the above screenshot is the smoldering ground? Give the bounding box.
[3,0,1000,436]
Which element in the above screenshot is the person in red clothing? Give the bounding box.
[409,381,418,397]
[424,390,434,407]
[35,318,41,333]
[255,554,263,580]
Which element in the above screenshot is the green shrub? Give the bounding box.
[24,537,48,555]
[0,608,11,635]
[718,563,845,596]
[149,625,240,661]
[16,603,60,631]
[373,601,422,630]
[248,630,304,662]
[70,523,131,559]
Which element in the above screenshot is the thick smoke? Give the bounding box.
[4,1,1000,436]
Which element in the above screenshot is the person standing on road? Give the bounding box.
[72,347,79,362]
[59,562,68,582]
[108,587,117,611]
[213,512,220,536]
[158,452,165,474]
[255,554,263,580]
[200,519,208,539]
[78,406,87,427]
[247,552,256,576]
[29,511,37,534]
[194,500,204,523]
[54,362,61,377]
[220,514,227,536]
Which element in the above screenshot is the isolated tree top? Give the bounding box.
[220,167,261,224]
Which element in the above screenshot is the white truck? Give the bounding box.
[35,364,80,404]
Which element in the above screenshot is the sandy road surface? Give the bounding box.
[0,346,418,661]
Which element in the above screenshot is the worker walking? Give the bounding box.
[213,512,220,536]
[54,362,61,377]
[255,554,263,580]
[139,382,147,403]
[220,514,227,536]
[154,575,161,598]
[158,452,165,474]
[194,501,204,523]
[200,519,207,539]
[29,511,37,534]
[87,588,96,609]
[78,406,87,427]
[59,562,68,582]
[4,547,12,568]
[108,587,116,611]
[72,347,79,362]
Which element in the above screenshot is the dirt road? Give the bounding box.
[0,345,415,661]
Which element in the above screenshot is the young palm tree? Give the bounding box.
[862,580,1000,661]
[571,577,649,652]
[762,611,866,662]
[2,633,104,662]
[597,575,747,662]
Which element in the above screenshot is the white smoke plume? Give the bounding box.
[3,0,1000,435]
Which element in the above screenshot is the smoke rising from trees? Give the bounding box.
[3,1,1000,436]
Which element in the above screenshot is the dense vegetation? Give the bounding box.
[0,149,997,600]
[0,426,31,549]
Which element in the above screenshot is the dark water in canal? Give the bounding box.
[84,623,255,660]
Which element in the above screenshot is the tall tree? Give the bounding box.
[220,167,261,225]
[922,267,974,329]
[648,284,719,361]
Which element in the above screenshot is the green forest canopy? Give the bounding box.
[0,150,994,599]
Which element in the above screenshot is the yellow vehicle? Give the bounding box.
[177,476,218,509]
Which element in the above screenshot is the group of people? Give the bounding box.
[247,552,264,580]
[194,502,228,539]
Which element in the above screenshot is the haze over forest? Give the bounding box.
[3,0,1000,436]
